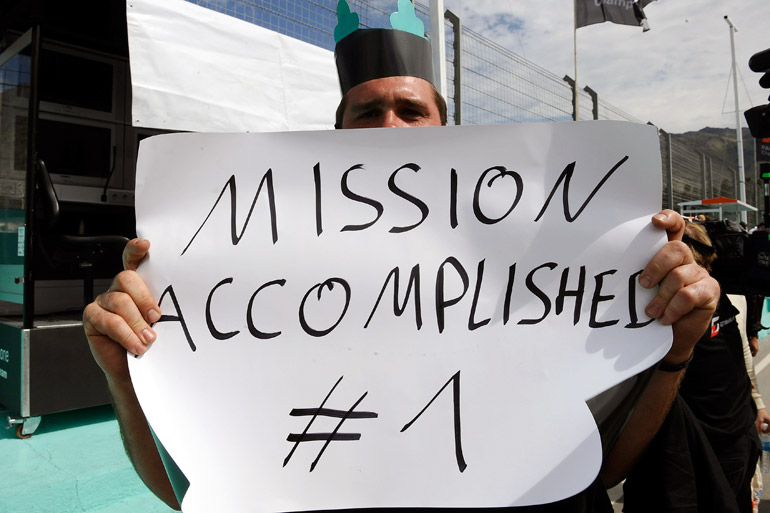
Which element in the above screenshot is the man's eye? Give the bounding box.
[358,110,379,119]
[401,109,424,118]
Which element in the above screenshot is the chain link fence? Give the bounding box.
[186,0,760,225]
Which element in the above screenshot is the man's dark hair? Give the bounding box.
[334,82,448,128]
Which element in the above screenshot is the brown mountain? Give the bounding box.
[672,126,759,181]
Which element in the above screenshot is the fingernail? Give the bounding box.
[646,303,663,318]
[654,213,667,222]
[639,274,653,289]
[134,343,147,356]
[141,328,156,344]
[147,309,161,323]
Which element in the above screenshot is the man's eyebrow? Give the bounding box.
[348,99,385,113]
[394,97,430,110]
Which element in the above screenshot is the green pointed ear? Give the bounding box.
[334,0,360,43]
[389,0,426,39]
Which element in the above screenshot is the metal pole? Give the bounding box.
[23,22,41,329]
[430,0,447,99]
[445,9,461,125]
[725,15,747,222]
[663,130,674,210]
[655,126,674,210]
[756,150,761,226]
[573,2,579,120]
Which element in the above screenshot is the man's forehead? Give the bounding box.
[346,76,434,104]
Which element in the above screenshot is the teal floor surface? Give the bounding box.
[0,405,176,513]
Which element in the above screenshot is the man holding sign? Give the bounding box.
[83,2,718,511]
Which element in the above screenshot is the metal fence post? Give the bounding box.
[563,75,576,121]
[583,85,598,120]
[659,128,673,211]
[445,9,461,125]
[429,0,447,99]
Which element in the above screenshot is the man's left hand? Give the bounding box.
[639,210,719,364]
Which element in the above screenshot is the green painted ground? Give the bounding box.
[0,405,175,513]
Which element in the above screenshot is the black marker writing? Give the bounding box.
[313,162,323,236]
[468,259,491,331]
[388,163,429,234]
[206,277,239,340]
[401,370,467,473]
[535,156,629,223]
[155,284,196,351]
[518,262,558,325]
[473,166,524,225]
[341,164,384,232]
[182,171,278,255]
[556,265,586,325]
[247,279,287,339]
[625,270,655,329]
[365,264,423,330]
[284,376,378,472]
[435,257,470,334]
[590,270,619,328]
[299,278,352,337]
[449,168,459,229]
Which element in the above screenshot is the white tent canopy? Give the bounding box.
[678,196,758,220]
[126,0,341,133]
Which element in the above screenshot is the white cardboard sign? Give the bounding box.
[129,121,670,512]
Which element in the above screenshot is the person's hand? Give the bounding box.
[83,238,160,385]
[122,237,151,271]
[750,335,759,357]
[757,408,770,434]
[639,210,719,364]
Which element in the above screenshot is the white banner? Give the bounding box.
[126,0,340,133]
[130,121,669,512]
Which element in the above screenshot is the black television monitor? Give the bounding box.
[36,117,115,188]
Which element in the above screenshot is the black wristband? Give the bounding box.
[657,352,694,373]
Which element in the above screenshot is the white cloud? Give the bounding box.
[441,0,768,133]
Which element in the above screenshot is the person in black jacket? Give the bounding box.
[624,221,760,513]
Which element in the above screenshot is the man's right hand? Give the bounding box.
[83,238,179,508]
[83,238,160,384]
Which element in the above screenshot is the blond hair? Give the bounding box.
[684,222,717,273]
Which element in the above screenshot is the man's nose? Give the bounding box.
[381,110,408,128]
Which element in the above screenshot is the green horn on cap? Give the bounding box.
[390,0,426,39]
[334,0,359,43]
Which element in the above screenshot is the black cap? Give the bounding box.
[335,28,434,95]
[333,0,434,96]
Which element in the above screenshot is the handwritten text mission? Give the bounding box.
[155,156,653,351]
